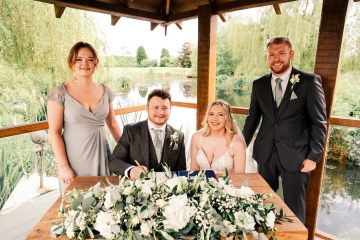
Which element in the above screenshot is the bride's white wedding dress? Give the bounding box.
[196,136,234,173]
[195,134,258,173]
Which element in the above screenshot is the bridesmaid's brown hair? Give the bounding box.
[67,42,99,69]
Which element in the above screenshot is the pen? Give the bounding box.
[134,160,146,172]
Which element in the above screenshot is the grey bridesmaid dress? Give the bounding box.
[48,83,114,193]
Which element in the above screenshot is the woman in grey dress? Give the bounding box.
[47,42,122,193]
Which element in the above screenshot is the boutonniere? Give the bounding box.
[289,73,300,91]
[169,132,179,150]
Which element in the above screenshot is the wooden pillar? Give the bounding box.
[196,4,217,130]
[306,0,349,239]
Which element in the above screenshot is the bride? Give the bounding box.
[190,100,246,173]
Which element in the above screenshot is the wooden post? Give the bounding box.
[306,0,349,239]
[197,4,217,130]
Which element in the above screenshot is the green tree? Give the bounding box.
[177,42,192,68]
[136,46,147,65]
[160,48,170,67]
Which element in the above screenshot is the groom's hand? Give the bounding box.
[301,159,316,172]
[130,166,148,180]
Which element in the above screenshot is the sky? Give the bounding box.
[92,13,198,60]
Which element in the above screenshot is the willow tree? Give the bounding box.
[219,0,322,80]
[0,0,101,125]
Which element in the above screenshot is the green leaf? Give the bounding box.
[87,226,94,239]
[159,230,174,240]
[82,196,95,212]
[111,190,122,203]
[72,195,84,210]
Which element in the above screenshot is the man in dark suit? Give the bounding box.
[242,36,327,223]
[109,89,186,180]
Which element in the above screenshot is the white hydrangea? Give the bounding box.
[162,194,194,231]
[94,211,117,239]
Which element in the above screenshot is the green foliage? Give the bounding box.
[139,58,157,67]
[0,147,23,210]
[160,48,170,59]
[177,42,192,68]
[101,55,137,67]
[0,0,101,128]
[327,127,349,164]
[347,129,360,166]
[136,46,147,65]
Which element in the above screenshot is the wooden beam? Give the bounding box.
[273,3,281,14]
[54,5,65,18]
[215,0,295,14]
[166,0,170,15]
[35,0,166,23]
[166,0,296,25]
[175,21,182,30]
[196,4,217,130]
[111,15,121,26]
[150,22,159,31]
[306,0,349,239]
[218,13,226,22]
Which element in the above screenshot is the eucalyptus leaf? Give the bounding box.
[159,230,175,240]
[82,196,96,212]
[71,195,84,210]
[111,190,122,203]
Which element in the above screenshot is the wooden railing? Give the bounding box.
[0,101,197,138]
[1,102,359,138]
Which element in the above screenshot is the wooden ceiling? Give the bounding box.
[35,0,297,27]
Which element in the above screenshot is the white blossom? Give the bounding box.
[265,211,276,229]
[140,222,152,236]
[163,194,194,231]
[94,211,116,239]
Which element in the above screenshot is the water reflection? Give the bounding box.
[317,161,360,239]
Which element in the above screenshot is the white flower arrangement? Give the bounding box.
[169,132,179,150]
[289,74,300,91]
[51,169,292,240]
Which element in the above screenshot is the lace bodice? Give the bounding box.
[195,136,234,173]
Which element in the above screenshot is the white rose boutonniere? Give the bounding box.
[289,73,300,91]
[169,132,179,150]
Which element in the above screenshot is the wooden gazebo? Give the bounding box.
[1,0,360,239]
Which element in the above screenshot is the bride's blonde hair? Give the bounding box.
[201,100,239,146]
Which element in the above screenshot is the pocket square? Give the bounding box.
[290,91,298,100]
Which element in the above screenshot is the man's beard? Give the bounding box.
[270,61,291,75]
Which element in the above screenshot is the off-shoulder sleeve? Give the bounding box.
[103,84,115,103]
[47,85,65,106]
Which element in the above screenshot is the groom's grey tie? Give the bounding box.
[275,78,283,107]
[152,129,162,163]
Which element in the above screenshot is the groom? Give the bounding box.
[109,89,186,180]
[242,36,327,223]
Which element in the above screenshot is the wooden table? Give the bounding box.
[26,173,308,240]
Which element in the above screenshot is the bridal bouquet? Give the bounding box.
[51,169,292,240]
